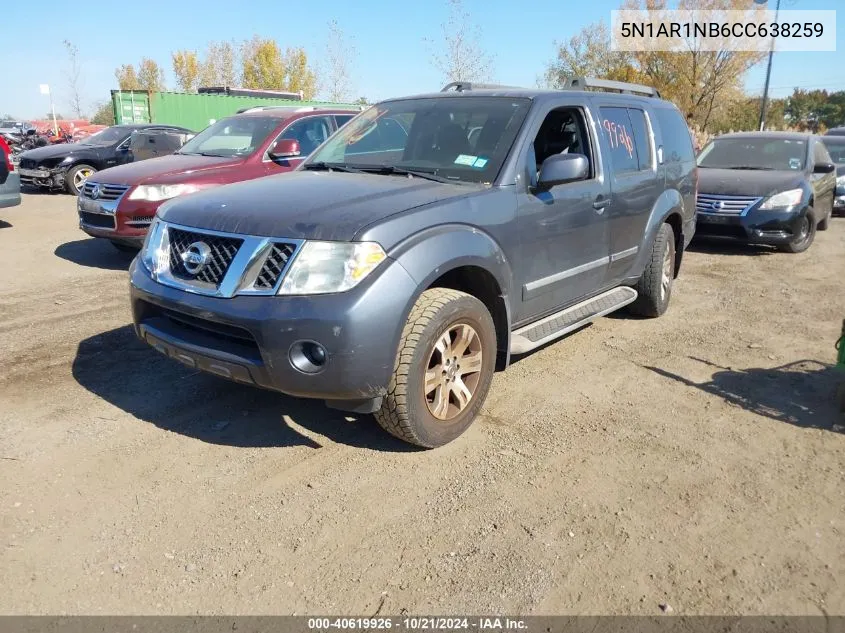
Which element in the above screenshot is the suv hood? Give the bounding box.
[92,154,243,185]
[697,167,806,198]
[20,142,96,162]
[158,171,479,242]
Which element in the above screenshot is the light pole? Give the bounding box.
[756,0,782,130]
[39,84,59,136]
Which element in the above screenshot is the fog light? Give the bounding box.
[290,340,328,374]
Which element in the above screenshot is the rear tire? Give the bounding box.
[375,288,496,448]
[779,210,816,253]
[628,223,676,318]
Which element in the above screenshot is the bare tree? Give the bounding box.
[325,20,356,102]
[63,40,85,118]
[426,0,494,84]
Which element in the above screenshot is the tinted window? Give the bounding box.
[653,107,695,164]
[78,127,131,146]
[813,141,832,165]
[307,97,532,184]
[599,107,638,172]
[821,137,845,164]
[334,115,354,128]
[627,108,652,170]
[280,116,332,155]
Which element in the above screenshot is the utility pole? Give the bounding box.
[757,0,782,131]
[39,84,59,136]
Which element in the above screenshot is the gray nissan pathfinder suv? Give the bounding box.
[129,79,697,448]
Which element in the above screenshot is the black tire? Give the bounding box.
[779,210,816,253]
[818,200,832,231]
[65,163,96,196]
[628,223,676,318]
[109,240,138,253]
[374,288,496,448]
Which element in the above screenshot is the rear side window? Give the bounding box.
[599,107,638,173]
[627,108,652,170]
[654,107,695,164]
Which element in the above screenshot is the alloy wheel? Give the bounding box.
[423,323,484,421]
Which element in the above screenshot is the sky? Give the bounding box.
[0,0,842,120]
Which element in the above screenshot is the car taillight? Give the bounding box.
[0,136,13,171]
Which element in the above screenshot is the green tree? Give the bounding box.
[89,101,115,126]
[172,50,200,92]
[544,22,640,88]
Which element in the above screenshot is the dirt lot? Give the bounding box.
[1,193,844,616]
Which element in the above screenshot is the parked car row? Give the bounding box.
[10,78,842,449]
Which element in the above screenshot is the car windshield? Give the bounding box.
[305,96,532,184]
[177,117,279,157]
[697,137,807,171]
[821,138,845,164]
[0,121,22,129]
[79,127,130,146]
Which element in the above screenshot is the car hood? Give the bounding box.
[158,171,480,242]
[697,168,806,198]
[92,154,244,185]
[20,142,96,162]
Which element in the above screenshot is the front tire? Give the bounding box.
[779,210,816,253]
[628,222,676,318]
[375,288,496,448]
[65,164,96,196]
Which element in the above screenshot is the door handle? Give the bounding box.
[592,197,611,211]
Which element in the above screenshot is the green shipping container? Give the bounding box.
[111,90,363,132]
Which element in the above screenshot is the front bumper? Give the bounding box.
[78,192,158,246]
[18,166,66,188]
[129,256,417,406]
[695,205,810,245]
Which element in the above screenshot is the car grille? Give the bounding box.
[696,193,762,215]
[126,215,154,226]
[168,227,243,286]
[18,158,36,170]
[81,182,130,201]
[80,211,116,229]
[254,243,296,290]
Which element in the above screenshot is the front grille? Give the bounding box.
[127,215,154,225]
[80,211,116,229]
[18,158,36,170]
[168,227,243,286]
[254,243,296,289]
[81,182,130,201]
[696,193,761,215]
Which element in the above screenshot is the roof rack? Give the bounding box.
[440,81,522,92]
[564,77,660,99]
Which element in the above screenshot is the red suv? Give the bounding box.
[77,107,359,250]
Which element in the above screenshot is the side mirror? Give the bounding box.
[268,138,301,160]
[814,162,835,174]
[536,153,589,190]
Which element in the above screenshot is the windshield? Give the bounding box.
[821,138,845,164]
[697,137,807,171]
[305,97,532,184]
[79,127,130,146]
[177,116,278,157]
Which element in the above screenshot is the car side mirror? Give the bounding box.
[268,138,301,160]
[536,153,589,190]
[814,162,835,174]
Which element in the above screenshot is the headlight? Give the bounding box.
[758,188,803,210]
[140,218,170,277]
[278,241,386,295]
[129,183,200,202]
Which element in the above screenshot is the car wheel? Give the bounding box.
[818,200,832,231]
[628,222,676,318]
[374,288,496,448]
[109,240,138,254]
[779,210,816,253]
[65,164,96,196]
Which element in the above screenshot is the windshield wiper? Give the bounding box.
[358,165,456,184]
[302,161,364,173]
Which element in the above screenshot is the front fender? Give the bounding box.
[629,188,691,278]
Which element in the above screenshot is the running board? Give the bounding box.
[509,286,638,355]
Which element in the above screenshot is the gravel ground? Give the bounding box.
[1,193,844,615]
